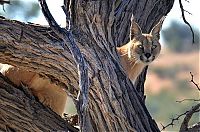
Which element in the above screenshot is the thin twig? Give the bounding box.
[180,103,200,131]
[162,72,200,131]
[161,111,189,131]
[190,72,200,91]
[61,6,71,30]
[176,98,200,103]
[179,0,195,43]
[183,9,192,15]
[184,0,190,3]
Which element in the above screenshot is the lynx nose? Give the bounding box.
[145,53,151,58]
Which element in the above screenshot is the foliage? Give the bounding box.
[162,21,200,52]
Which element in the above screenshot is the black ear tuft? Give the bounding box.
[130,15,142,40]
[150,16,166,40]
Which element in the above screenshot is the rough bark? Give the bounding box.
[179,103,200,132]
[0,0,175,131]
[0,74,78,131]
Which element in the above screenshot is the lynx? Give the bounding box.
[0,64,67,116]
[117,16,165,82]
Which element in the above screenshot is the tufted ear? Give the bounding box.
[150,16,165,40]
[130,15,142,40]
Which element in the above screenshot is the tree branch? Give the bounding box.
[0,0,10,5]
[189,72,200,91]
[0,17,79,95]
[0,0,10,11]
[179,0,195,43]
[38,0,90,131]
[180,103,200,132]
[0,74,78,132]
[187,122,200,132]
[161,111,189,131]
[161,105,200,131]
[0,0,175,131]
[162,72,200,131]
[176,99,200,103]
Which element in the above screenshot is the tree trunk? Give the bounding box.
[0,0,175,131]
[0,74,78,131]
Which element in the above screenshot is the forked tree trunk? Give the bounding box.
[0,0,174,131]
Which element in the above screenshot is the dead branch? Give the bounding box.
[184,0,189,3]
[161,106,199,131]
[189,72,200,91]
[0,0,10,11]
[0,0,10,5]
[180,103,200,132]
[38,0,90,131]
[178,0,195,43]
[161,111,189,131]
[162,72,200,131]
[176,99,200,103]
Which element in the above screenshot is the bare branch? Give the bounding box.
[0,0,10,12]
[180,103,200,131]
[38,0,90,131]
[61,5,71,30]
[163,72,200,130]
[184,0,190,3]
[188,122,200,132]
[189,72,200,91]
[179,0,195,43]
[176,99,200,103]
[0,0,10,5]
[161,111,188,131]
[183,10,192,15]
[161,104,200,131]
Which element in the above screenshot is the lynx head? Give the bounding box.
[128,16,165,64]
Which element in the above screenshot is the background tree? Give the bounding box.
[162,21,199,52]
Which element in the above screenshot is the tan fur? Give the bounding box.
[117,45,146,81]
[1,65,67,116]
[117,17,165,82]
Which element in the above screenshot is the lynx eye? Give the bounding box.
[152,45,157,49]
[137,45,143,49]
